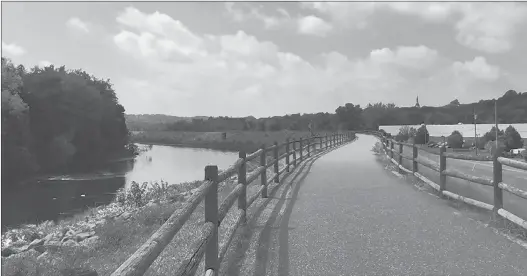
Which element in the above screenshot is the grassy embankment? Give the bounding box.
[1,131,320,276]
[130,130,320,153]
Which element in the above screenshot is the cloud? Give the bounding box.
[369,45,439,69]
[112,7,505,117]
[224,3,289,30]
[297,15,333,36]
[302,2,377,29]
[452,56,500,81]
[66,17,90,33]
[303,2,527,53]
[225,3,334,37]
[1,41,26,56]
[38,60,53,67]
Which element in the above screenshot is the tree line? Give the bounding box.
[2,57,134,188]
[127,90,527,133]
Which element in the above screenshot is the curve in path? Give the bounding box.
[223,134,527,276]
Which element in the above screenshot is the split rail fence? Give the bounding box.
[111,132,355,276]
[362,131,527,232]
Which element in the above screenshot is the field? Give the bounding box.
[130,130,326,154]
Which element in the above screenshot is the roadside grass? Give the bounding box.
[130,130,319,153]
[375,140,527,245]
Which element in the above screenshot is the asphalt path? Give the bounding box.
[222,134,527,276]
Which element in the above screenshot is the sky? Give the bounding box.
[2,1,527,118]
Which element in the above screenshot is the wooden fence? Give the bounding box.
[365,131,527,231]
[111,132,355,276]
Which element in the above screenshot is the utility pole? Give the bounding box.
[495,99,498,149]
[474,106,478,155]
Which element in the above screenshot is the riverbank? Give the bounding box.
[130,130,316,153]
[0,154,273,276]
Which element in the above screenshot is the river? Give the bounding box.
[1,144,239,230]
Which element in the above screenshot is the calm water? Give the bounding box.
[1,144,238,230]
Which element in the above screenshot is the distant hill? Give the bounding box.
[125,90,527,132]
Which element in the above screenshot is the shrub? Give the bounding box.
[414,125,429,144]
[504,125,524,151]
[395,126,417,142]
[448,130,464,148]
[522,148,527,161]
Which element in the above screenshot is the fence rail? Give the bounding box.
[367,131,527,232]
[111,132,356,276]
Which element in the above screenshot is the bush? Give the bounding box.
[395,126,417,142]
[414,125,429,144]
[522,149,527,161]
[448,130,464,149]
[504,125,524,151]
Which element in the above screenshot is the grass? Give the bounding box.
[1,141,311,276]
[130,130,321,153]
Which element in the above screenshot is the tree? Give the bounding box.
[395,126,417,142]
[504,125,524,150]
[1,57,132,186]
[448,130,464,148]
[483,126,504,143]
[335,103,363,130]
[414,125,429,144]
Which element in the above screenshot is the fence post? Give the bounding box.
[260,145,267,198]
[390,140,394,159]
[204,165,219,273]
[238,151,247,222]
[493,149,503,217]
[307,137,311,157]
[273,141,279,183]
[439,146,446,192]
[398,143,403,172]
[299,138,303,162]
[285,139,290,172]
[292,139,297,166]
[412,142,418,174]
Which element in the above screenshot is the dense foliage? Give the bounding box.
[394,126,417,142]
[504,125,524,151]
[447,131,464,149]
[2,57,132,188]
[127,90,526,133]
[414,125,430,144]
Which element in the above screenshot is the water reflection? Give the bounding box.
[1,144,238,230]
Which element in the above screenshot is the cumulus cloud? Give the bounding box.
[67,17,90,33]
[297,15,333,36]
[224,3,289,30]
[452,56,501,81]
[303,2,527,53]
[1,41,26,56]
[225,3,334,37]
[112,7,503,116]
[38,60,53,67]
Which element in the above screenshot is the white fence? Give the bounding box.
[379,124,527,138]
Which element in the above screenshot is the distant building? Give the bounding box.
[415,96,421,108]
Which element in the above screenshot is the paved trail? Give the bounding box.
[223,134,527,276]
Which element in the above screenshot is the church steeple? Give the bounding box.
[415,95,421,108]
